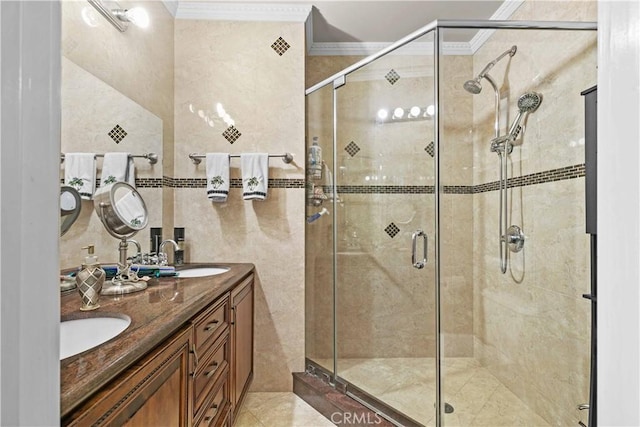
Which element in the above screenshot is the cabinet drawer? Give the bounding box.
[193,296,229,354]
[193,331,229,417]
[194,375,228,427]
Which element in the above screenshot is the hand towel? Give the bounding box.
[206,153,230,202]
[100,152,135,188]
[64,153,96,200]
[241,153,269,201]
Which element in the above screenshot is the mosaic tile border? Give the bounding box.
[169,178,305,189]
[472,164,584,193]
[82,165,582,191]
[323,164,585,195]
[60,178,164,188]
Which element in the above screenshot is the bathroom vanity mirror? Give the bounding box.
[94,182,148,238]
[94,182,149,295]
[60,1,166,271]
[60,185,82,236]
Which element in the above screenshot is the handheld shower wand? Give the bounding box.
[490,92,543,151]
[506,92,543,140]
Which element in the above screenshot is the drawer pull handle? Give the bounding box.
[190,344,199,367]
[204,362,219,378]
[204,320,220,331]
[204,404,219,423]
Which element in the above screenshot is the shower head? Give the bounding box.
[463,45,517,95]
[463,78,482,94]
[516,91,543,113]
[507,92,543,140]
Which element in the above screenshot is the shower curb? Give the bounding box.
[293,372,396,427]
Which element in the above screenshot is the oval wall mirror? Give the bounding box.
[60,185,82,236]
[94,182,149,295]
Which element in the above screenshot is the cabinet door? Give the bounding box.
[230,275,254,417]
[64,327,191,427]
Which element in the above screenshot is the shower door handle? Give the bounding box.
[412,230,427,269]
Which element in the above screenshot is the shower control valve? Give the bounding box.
[502,225,525,252]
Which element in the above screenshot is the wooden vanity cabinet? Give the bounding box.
[191,296,231,426]
[230,275,254,421]
[62,273,254,427]
[63,326,191,427]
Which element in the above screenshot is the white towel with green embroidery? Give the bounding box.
[100,152,135,187]
[206,153,230,202]
[241,153,268,201]
[64,153,96,200]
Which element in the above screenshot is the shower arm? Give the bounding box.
[477,47,515,80]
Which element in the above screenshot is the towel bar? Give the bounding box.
[61,152,158,165]
[188,152,293,165]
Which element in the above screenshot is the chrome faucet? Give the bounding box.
[158,239,179,266]
[125,239,141,263]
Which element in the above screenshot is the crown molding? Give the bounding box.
[469,0,525,53]
[175,2,312,22]
[161,0,179,17]
[308,41,474,57]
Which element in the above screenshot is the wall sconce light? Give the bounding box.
[87,0,150,32]
[376,104,435,124]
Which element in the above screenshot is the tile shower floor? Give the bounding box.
[316,357,551,427]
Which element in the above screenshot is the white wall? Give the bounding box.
[598,1,640,426]
[0,1,60,425]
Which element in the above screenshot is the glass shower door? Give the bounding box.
[332,32,438,426]
[438,26,597,427]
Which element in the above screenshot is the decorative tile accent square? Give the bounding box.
[271,37,291,56]
[384,222,400,238]
[222,125,242,144]
[385,69,400,85]
[345,141,361,157]
[108,124,127,144]
[425,141,435,157]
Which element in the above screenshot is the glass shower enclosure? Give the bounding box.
[305,19,597,427]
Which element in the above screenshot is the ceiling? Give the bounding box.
[168,0,520,55]
[308,1,506,43]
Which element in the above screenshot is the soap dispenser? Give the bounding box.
[76,245,106,311]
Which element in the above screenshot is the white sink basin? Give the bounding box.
[60,316,131,360]
[178,267,230,278]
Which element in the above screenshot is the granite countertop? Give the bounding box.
[60,262,255,418]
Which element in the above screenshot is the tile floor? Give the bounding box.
[235,392,334,427]
[316,357,551,426]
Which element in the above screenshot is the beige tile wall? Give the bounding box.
[173,20,306,391]
[466,1,597,425]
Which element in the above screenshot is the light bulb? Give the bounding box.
[377,109,389,121]
[426,104,435,117]
[125,7,150,29]
[393,107,404,119]
[409,106,421,118]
